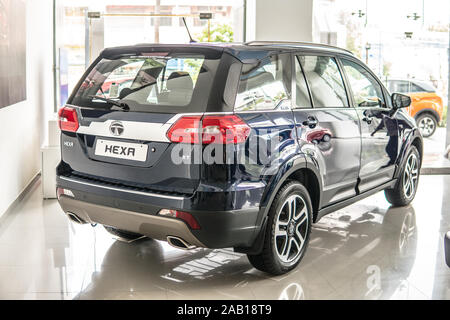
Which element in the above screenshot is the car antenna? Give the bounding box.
[182,17,197,43]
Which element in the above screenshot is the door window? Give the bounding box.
[297,55,348,108]
[342,59,385,108]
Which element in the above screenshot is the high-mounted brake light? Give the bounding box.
[58,106,79,132]
[167,115,250,145]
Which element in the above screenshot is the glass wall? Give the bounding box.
[55,0,244,98]
[313,0,449,167]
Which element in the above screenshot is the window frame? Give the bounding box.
[291,53,313,109]
[294,52,352,109]
[338,56,390,110]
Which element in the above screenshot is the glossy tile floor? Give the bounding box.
[0,176,449,300]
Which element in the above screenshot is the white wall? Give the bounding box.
[0,0,54,218]
[246,0,313,42]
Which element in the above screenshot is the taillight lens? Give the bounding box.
[166,115,202,144]
[158,209,201,230]
[167,115,250,144]
[58,106,79,132]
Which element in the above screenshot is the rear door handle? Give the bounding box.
[303,116,318,128]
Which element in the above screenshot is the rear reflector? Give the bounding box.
[58,106,79,132]
[167,114,250,144]
[56,187,74,199]
[158,209,201,230]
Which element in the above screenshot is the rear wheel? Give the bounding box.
[416,113,437,138]
[103,226,145,241]
[385,146,420,206]
[247,181,312,275]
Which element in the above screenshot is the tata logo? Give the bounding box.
[110,121,124,136]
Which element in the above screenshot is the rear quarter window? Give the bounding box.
[234,54,291,111]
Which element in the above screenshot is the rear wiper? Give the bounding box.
[88,95,130,111]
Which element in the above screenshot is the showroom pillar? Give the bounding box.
[245,0,313,42]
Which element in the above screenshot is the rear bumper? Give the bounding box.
[56,174,263,248]
[58,195,205,247]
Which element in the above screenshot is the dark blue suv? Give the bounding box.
[56,42,422,275]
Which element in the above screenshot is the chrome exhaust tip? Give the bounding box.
[167,236,196,250]
[66,212,87,224]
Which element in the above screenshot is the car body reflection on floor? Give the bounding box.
[75,204,418,300]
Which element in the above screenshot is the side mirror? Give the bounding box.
[391,93,411,109]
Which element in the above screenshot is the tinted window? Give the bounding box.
[413,81,436,92]
[409,83,424,92]
[298,55,348,108]
[71,52,220,113]
[342,59,385,108]
[294,56,312,109]
[235,54,290,111]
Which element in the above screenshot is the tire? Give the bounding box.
[247,181,313,275]
[103,225,145,241]
[416,113,437,138]
[385,146,420,207]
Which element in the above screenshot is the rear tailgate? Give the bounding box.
[59,46,226,196]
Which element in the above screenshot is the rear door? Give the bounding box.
[292,53,361,207]
[340,58,398,193]
[61,49,222,195]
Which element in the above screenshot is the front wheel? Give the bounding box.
[385,146,420,206]
[247,181,312,275]
[416,114,437,138]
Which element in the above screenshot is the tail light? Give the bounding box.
[167,116,202,144]
[158,209,201,230]
[58,106,79,132]
[167,114,250,144]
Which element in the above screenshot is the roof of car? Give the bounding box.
[101,41,354,63]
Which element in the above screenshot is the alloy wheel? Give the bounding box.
[403,153,419,199]
[274,194,309,263]
[418,116,435,137]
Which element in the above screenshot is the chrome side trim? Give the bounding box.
[59,176,186,200]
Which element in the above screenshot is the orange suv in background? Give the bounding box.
[387,79,444,137]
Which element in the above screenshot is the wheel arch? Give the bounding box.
[411,137,423,164]
[235,156,322,255]
[414,108,441,123]
[394,131,423,181]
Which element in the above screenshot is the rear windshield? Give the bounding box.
[70,52,221,113]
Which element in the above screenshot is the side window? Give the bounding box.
[391,80,410,93]
[341,59,385,108]
[298,55,348,108]
[235,54,290,111]
[410,82,425,92]
[294,56,312,109]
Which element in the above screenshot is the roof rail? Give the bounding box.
[244,41,354,55]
